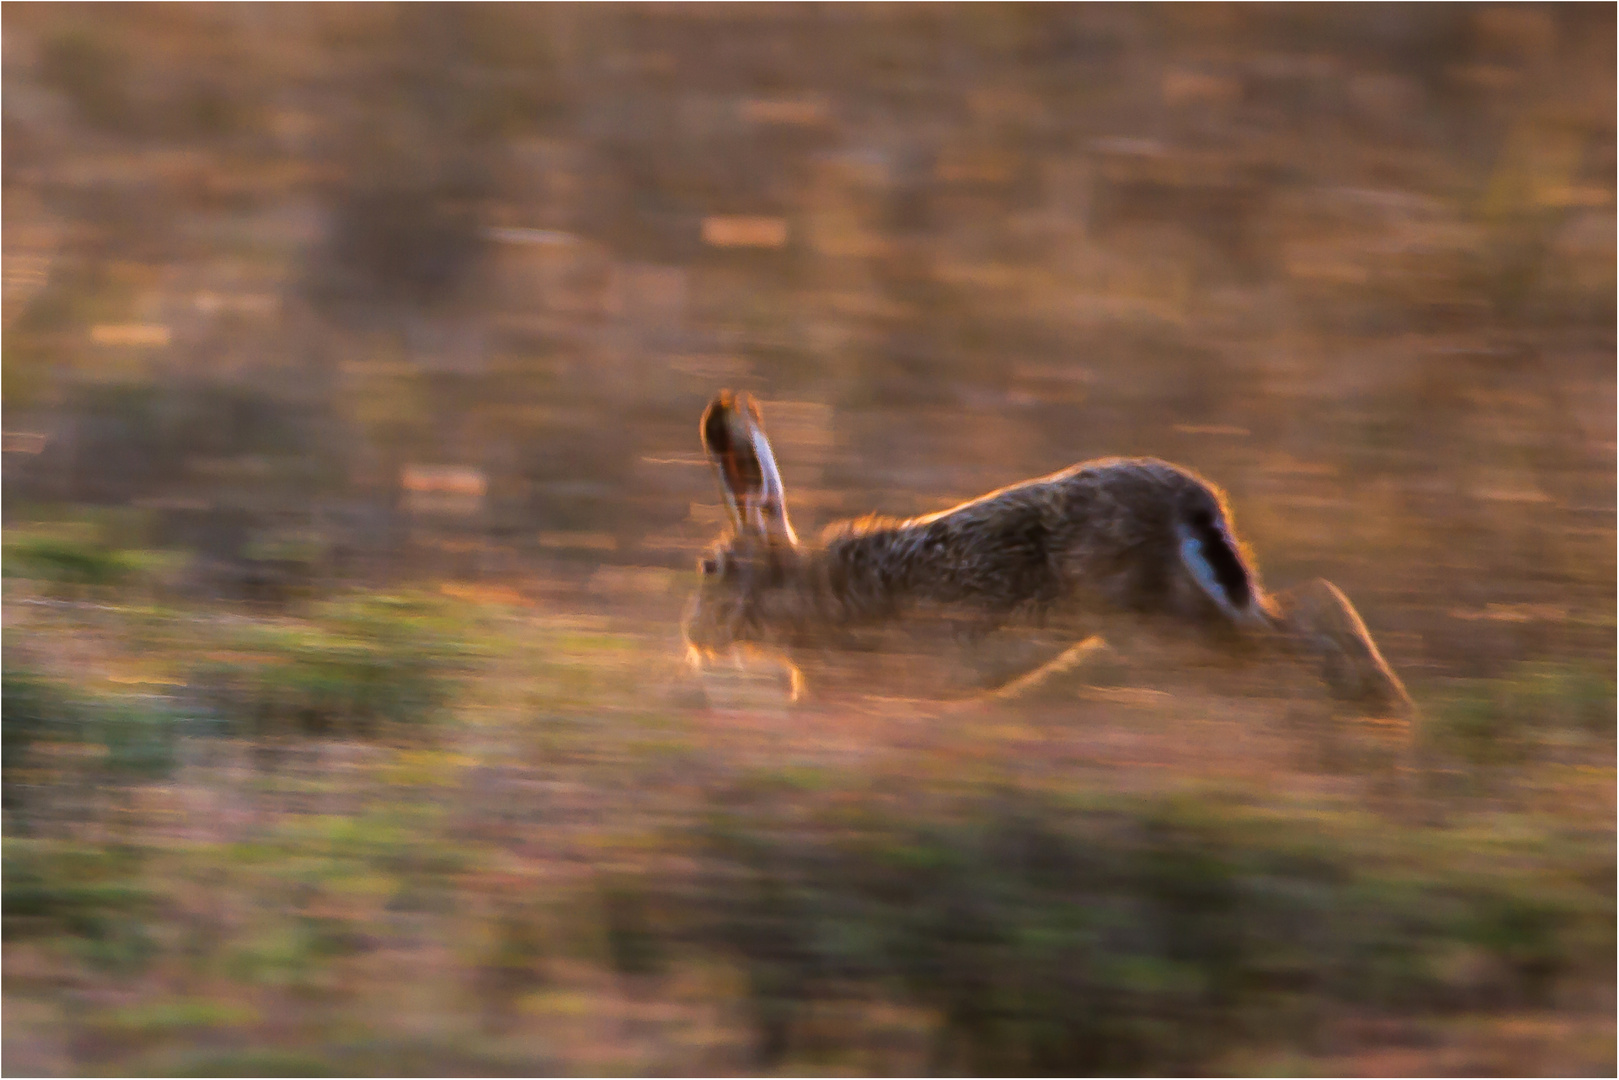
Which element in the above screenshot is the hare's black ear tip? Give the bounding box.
[701,389,761,427]
[701,391,733,451]
[703,389,732,415]
[709,389,750,419]
[718,388,759,416]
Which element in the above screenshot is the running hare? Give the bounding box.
[683,390,1410,713]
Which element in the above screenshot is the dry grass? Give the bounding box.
[3,3,1614,1074]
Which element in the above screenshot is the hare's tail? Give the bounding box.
[1175,508,1270,628]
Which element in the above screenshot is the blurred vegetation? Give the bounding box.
[1429,661,1616,773]
[681,783,1612,1072]
[191,593,474,740]
[3,3,1614,1075]
[4,662,186,824]
[4,529,141,590]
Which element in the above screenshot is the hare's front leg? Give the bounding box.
[978,635,1112,701]
[941,618,1119,702]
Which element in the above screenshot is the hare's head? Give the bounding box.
[682,391,810,659]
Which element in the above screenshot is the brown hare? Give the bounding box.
[683,390,1410,714]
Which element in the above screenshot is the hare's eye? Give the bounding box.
[700,556,719,576]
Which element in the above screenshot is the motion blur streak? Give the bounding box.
[4,5,1613,1075]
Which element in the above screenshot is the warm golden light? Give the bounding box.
[3,4,1612,1075]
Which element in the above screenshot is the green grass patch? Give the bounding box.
[3,840,160,973]
[1428,661,1616,768]
[191,593,477,739]
[5,529,141,588]
[675,783,1615,1072]
[3,662,188,820]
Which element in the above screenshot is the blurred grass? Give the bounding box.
[3,3,1614,1075]
[1431,661,1616,770]
[190,593,476,740]
[3,662,187,826]
[683,783,1613,1072]
[4,531,142,589]
[3,568,1613,1075]
[4,840,160,974]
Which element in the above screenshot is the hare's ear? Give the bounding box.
[700,390,798,544]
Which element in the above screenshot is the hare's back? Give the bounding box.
[1050,456,1226,534]
[823,457,1224,618]
[1046,457,1249,614]
[927,456,1211,527]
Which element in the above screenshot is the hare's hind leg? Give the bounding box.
[1270,578,1420,804]
[1271,578,1411,715]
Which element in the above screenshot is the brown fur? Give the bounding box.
[684,391,1410,714]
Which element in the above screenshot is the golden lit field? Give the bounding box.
[3,4,1614,1076]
